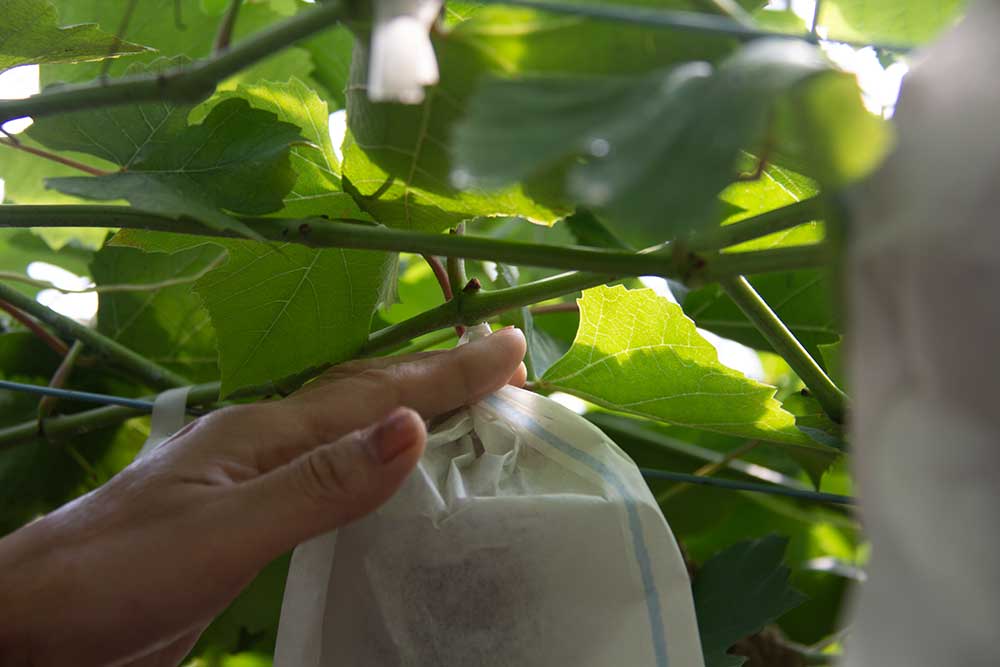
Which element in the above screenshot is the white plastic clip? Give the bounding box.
[135,386,191,459]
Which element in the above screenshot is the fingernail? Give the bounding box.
[367,408,419,464]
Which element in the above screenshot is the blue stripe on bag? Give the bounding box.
[484,395,669,667]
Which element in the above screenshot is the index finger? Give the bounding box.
[280,326,526,449]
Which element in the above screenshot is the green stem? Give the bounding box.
[0,282,190,390]
[0,205,828,279]
[0,271,612,448]
[698,244,828,282]
[720,275,847,422]
[689,197,825,251]
[380,328,458,357]
[446,222,469,292]
[365,271,612,354]
[0,0,349,124]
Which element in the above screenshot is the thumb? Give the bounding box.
[236,407,426,556]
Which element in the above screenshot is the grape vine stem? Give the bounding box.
[0,204,828,281]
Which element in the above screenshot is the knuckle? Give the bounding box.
[351,368,402,406]
[296,438,371,507]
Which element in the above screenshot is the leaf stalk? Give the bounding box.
[719,275,847,422]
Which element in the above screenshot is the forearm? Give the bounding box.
[0,515,72,665]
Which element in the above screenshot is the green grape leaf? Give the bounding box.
[0,136,105,206]
[299,24,355,108]
[42,0,291,83]
[718,163,823,252]
[817,0,966,45]
[28,58,194,168]
[563,209,632,250]
[205,78,363,220]
[541,285,832,448]
[817,338,845,390]
[44,98,303,238]
[102,80,394,394]
[113,229,393,397]
[343,39,569,232]
[196,241,392,396]
[0,0,150,73]
[454,39,888,245]
[90,244,222,382]
[693,535,807,667]
[781,390,845,487]
[343,0,750,233]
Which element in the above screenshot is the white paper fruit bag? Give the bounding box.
[275,328,704,667]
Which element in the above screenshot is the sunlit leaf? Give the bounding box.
[541,284,833,447]
[205,78,363,220]
[817,0,966,45]
[718,163,823,252]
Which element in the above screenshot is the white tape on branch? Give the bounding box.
[136,386,191,459]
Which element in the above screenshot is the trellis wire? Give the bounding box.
[0,379,856,506]
[640,468,855,506]
[0,380,156,411]
[475,0,913,53]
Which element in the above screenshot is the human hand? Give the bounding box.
[0,327,526,667]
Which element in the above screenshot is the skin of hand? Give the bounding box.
[0,327,527,667]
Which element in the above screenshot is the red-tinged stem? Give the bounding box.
[422,254,453,301]
[38,340,85,424]
[0,298,69,356]
[0,138,111,177]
